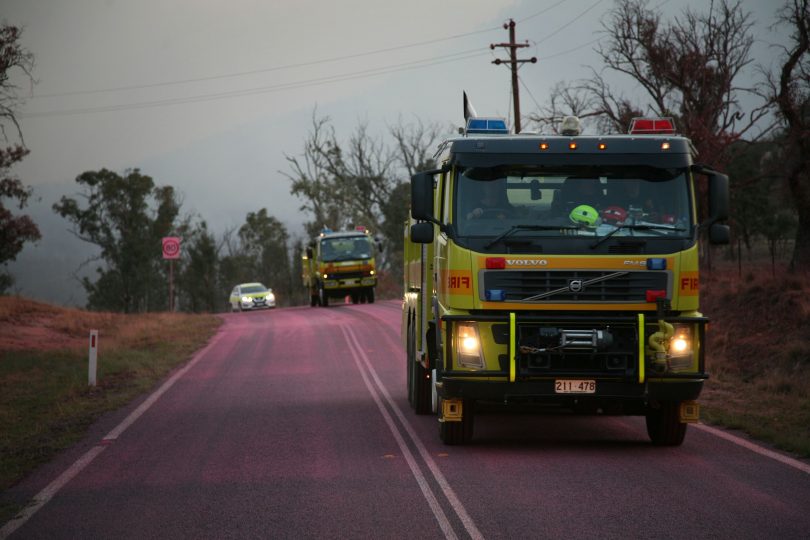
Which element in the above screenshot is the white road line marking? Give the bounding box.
[0,331,227,539]
[343,326,485,540]
[694,423,810,475]
[340,326,459,540]
[0,446,106,539]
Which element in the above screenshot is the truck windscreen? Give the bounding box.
[320,236,373,262]
[453,165,693,252]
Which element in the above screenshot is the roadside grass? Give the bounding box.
[701,260,810,457]
[0,299,221,522]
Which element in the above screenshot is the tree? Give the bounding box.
[178,220,219,313]
[285,112,445,275]
[0,24,39,293]
[238,208,292,305]
[767,0,810,268]
[53,168,180,312]
[531,0,768,169]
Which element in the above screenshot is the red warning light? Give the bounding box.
[629,117,676,135]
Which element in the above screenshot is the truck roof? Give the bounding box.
[438,133,695,169]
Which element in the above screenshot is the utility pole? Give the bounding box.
[491,19,536,134]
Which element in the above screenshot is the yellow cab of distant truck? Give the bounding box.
[303,227,378,306]
[402,112,730,446]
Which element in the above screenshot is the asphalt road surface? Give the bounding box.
[4,300,810,539]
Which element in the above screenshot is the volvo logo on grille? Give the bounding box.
[568,279,583,292]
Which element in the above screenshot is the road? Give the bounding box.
[4,300,810,539]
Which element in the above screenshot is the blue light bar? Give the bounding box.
[466,117,509,135]
[646,258,667,270]
[486,289,507,301]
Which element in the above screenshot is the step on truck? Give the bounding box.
[303,227,378,307]
[402,112,729,446]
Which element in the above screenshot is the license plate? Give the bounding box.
[555,379,596,394]
[344,279,358,285]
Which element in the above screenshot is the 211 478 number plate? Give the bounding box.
[555,379,596,394]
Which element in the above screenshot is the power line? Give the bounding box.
[534,0,608,45]
[541,37,602,60]
[517,0,569,24]
[21,50,490,119]
[518,75,543,114]
[31,27,501,100]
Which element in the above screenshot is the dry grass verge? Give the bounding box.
[701,262,810,457]
[0,297,221,523]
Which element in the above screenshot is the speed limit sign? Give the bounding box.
[162,237,181,259]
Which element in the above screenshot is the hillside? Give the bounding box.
[700,262,810,455]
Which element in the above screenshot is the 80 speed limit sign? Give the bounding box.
[162,237,181,259]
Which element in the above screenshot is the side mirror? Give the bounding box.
[410,222,434,244]
[411,172,435,222]
[709,223,730,245]
[708,172,729,222]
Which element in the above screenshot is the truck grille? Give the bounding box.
[481,269,668,303]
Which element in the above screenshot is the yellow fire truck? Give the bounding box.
[303,227,378,306]
[403,113,729,445]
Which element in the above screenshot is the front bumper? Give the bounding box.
[323,276,376,290]
[240,299,275,309]
[437,311,707,406]
[438,378,703,405]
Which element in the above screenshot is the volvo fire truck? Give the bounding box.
[403,112,729,446]
[303,227,378,306]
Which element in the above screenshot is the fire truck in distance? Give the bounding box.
[303,227,378,306]
[403,108,729,445]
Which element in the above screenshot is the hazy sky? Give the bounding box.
[3,0,787,305]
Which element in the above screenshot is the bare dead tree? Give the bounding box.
[527,82,602,133]
[765,0,810,269]
[389,115,446,175]
[0,24,39,293]
[536,0,770,169]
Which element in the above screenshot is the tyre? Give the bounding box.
[319,286,329,307]
[409,320,431,415]
[646,401,687,446]
[406,318,414,406]
[367,288,375,304]
[310,294,318,307]
[350,293,359,304]
[438,398,474,445]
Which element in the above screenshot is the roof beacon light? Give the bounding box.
[628,117,676,135]
[466,117,509,135]
[560,116,582,136]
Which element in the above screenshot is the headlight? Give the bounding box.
[668,324,692,356]
[266,294,275,301]
[455,323,484,369]
[241,296,251,302]
[668,324,694,371]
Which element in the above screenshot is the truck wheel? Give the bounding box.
[350,293,358,304]
[438,398,474,445]
[410,325,431,415]
[406,320,414,406]
[310,294,319,307]
[319,287,329,307]
[646,401,687,446]
[367,288,375,304]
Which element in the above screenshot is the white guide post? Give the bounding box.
[88,330,99,386]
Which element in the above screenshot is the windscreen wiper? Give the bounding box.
[589,223,686,249]
[485,224,578,250]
